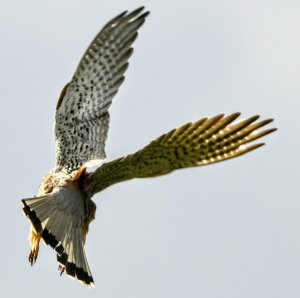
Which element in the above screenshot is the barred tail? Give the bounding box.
[22,187,95,287]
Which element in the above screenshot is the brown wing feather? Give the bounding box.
[84,113,276,197]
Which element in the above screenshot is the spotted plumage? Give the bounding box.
[55,7,147,173]
[21,7,276,288]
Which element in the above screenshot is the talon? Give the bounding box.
[28,246,39,266]
[58,265,65,276]
[28,252,34,266]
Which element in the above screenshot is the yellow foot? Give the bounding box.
[28,225,41,266]
[28,248,39,266]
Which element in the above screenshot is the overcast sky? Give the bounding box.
[1,0,299,297]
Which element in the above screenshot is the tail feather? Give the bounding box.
[25,196,57,221]
[57,228,94,286]
[22,186,95,287]
[47,209,70,243]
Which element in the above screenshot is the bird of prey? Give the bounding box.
[21,7,276,287]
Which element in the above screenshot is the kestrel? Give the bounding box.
[21,7,276,287]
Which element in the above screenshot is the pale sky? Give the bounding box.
[1,1,299,297]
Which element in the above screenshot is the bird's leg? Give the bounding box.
[28,225,41,265]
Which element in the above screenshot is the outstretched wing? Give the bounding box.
[54,7,149,173]
[84,113,276,196]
